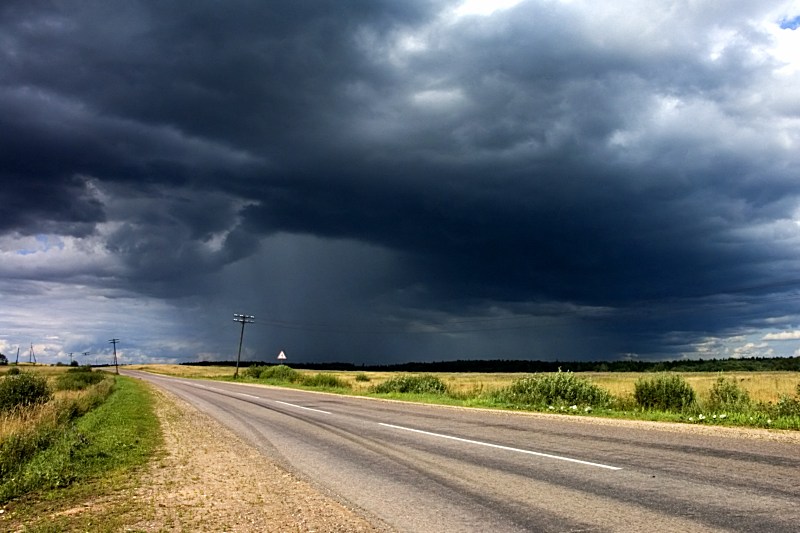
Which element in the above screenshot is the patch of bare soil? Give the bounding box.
[127,387,383,532]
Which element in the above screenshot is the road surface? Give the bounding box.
[124,370,800,532]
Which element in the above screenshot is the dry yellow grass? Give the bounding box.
[585,372,800,403]
[127,364,233,379]
[0,388,102,441]
[1,366,116,441]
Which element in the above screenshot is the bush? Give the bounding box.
[372,375,449,395]
[6,367,20,376]
[354,373,371,382]
[55,369,106,391]
[301,373,351,389]
[0,372,52,412]
[774,383,800,417]
[634,374,696,412]
[706,376,751,412]
[493,371,612,408]
[243,365,266,379]
[259,365,302,383]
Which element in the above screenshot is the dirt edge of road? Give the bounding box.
[127,383,386,532]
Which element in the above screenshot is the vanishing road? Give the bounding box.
[125,371,800,532]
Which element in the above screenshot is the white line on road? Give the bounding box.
[379,423,622,470]
[275,400,331,415]
[236,392,260,399]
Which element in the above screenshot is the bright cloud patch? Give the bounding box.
[763,330,800,340]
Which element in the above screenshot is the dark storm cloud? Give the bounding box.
[2,0,800,361]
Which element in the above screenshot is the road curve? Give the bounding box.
[124,370,800,533]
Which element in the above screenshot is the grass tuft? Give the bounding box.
[705,375,751,412]
[371,374,449,395]
[491,370,612,408]
[300,373,351,389]
[634,373,696,412]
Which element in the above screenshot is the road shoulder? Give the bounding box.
[126,384,382,532]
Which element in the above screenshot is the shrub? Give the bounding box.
[775,395,800,417]
[634,374,696,412]
[243,365,266,379]
[706,376,751,412]
[55,369,106,391]
[354,373,371,382]
[0,372,52,412]
[774,383,800,417]
[259,365,302,383]
[372,374,449,395]
[6,367,20,376]
[493,371,612,408]
[301,373,351,389]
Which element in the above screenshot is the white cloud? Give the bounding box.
[763,330,800,340]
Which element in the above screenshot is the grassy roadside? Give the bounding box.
[0,375,161,532]
[130,364,800,431]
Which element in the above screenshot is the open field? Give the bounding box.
[127,364,800,404]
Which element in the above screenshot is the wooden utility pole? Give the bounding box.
[233,313,255,378]
[109,339,119,374]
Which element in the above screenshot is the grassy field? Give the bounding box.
[128,364,800,404]
[127,364,800,430]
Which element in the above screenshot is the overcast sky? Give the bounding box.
[2,1,800,366]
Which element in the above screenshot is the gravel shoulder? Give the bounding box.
[127,385,383,532]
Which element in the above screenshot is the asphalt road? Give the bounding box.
[124,370,800,532]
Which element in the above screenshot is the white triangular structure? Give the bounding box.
[277,350,287,360]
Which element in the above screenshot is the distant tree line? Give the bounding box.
[183,356,800,373]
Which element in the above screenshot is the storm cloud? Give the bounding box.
[2,0,800,364]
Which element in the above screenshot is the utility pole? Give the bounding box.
[232,313,255,378]
[15,346,19,364]
[29,344,36,364]
[69,352,74,365]
[109,339,119,374]
[82,352,91,366]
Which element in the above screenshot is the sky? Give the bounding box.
[2,0,800,366]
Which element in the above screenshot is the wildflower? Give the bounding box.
[767,419,772,424]
[719,414,727,419]
[712,414,717,419]
[688,417,694,421]
[548,405,554,410]
[584,406,592,413]
[698,414,706,420]
[570,405,578,410]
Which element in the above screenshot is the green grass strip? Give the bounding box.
[0,376,159,503]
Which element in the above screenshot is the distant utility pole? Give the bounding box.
[15,347,19,364]
[83,351,91,365]
[29,344,36,364]
[233,313,255,379]
[109,339,119,374]
[69,352,74,365]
